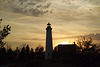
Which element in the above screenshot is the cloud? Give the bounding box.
[20,37,45,41]
[87,0,100,6]
[13,8,49,17]
[11,0,52,17]
[85,33,100,40]
[53,36,79,40]
[0,0,52,17]
[20,35,80,41]
[53,33,100,41]
[31,38,45,41]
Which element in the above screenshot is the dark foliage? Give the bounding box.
[0,19,11,48]
[35,45,44,59]
[0,45,44,65]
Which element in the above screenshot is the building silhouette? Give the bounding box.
[58,43,76,60]
[45,23,53,59]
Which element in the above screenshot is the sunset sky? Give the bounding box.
[0,0,100,49]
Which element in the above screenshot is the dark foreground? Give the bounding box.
[0,59,100,67]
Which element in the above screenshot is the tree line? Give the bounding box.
[0,44,44,64]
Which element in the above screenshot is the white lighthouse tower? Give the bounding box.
[45,23,53,59]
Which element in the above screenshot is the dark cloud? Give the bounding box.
[36,2,51,8]
[34,0,47,2]
[20,37,45,41]
[85,33,100,40]
[19,0,47,4]
[0,0,52,17]
[19,0,27,2]
[11,0,52,17]
[31,38,45,41]
[87,0,100,6]
[27,2,36,5]
[53,33,100,41]
[53,36,79,40]
[13,8,49,17]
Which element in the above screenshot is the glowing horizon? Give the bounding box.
[57,41,70,45]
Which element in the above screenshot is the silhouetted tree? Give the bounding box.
[76,36,97,54]
[54,46,58,52]
[0,19,11,48]
[26,45,30,54]
[35,47,39,53]
[39,46,44,53]
[7,48,14,62]
[0,19,12,64]
[53,46,58,58]
[25,45,31,60]
[35,45,44,59]
[21,46,26,54]
[19,46,26,60]
[0,47,6,59]
[75,36,100,64]
[14,47,20,60]
[31,48,34,54]
[0,47,7,64]
[30,48,34,59]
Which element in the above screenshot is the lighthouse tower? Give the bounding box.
[45,23,53,59]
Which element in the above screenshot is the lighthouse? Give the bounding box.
[45,23,53,59]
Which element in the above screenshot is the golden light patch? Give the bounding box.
[59,41,69,44]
